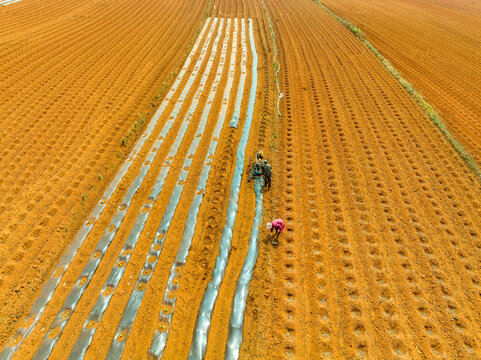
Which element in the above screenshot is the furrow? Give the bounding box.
[224,177,263,360]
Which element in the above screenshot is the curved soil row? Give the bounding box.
[424,0,481,17]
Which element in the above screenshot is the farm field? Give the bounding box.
[321,0,481,163]
[2,0,481,359]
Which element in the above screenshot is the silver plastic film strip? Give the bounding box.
[66,17,227,360]
[30,19,220,360]
[106,18,233,360]
[188,18,258,360]
[225,177,263,359]
[0,17,214,360]
[0,0,22,5]
[228,19,247,128]
[147,17,239,359]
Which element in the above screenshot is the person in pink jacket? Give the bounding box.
[267,218,285,237]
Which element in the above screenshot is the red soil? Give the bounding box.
[2,0,481,358]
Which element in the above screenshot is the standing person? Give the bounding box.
[261,160,272,188]
[267,218,285,237]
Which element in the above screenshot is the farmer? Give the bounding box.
[261,160,272,188]
[267,218,285,237]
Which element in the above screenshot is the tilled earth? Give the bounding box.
[1,0,481,359]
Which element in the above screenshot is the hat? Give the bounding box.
[266,222,272,229]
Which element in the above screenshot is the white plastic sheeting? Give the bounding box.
[148,18,240,360]
[0,16,215,360]
[31,18,221,360]
[188,18,258,360]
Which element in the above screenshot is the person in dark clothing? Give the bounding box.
[261,160,272,188]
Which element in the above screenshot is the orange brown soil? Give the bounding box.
[242,0,481,358]
[0,4,276,359]
[0,0,208,346]
[2,0,481,359]
[424,0,481,16]
[320,0,481,164]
